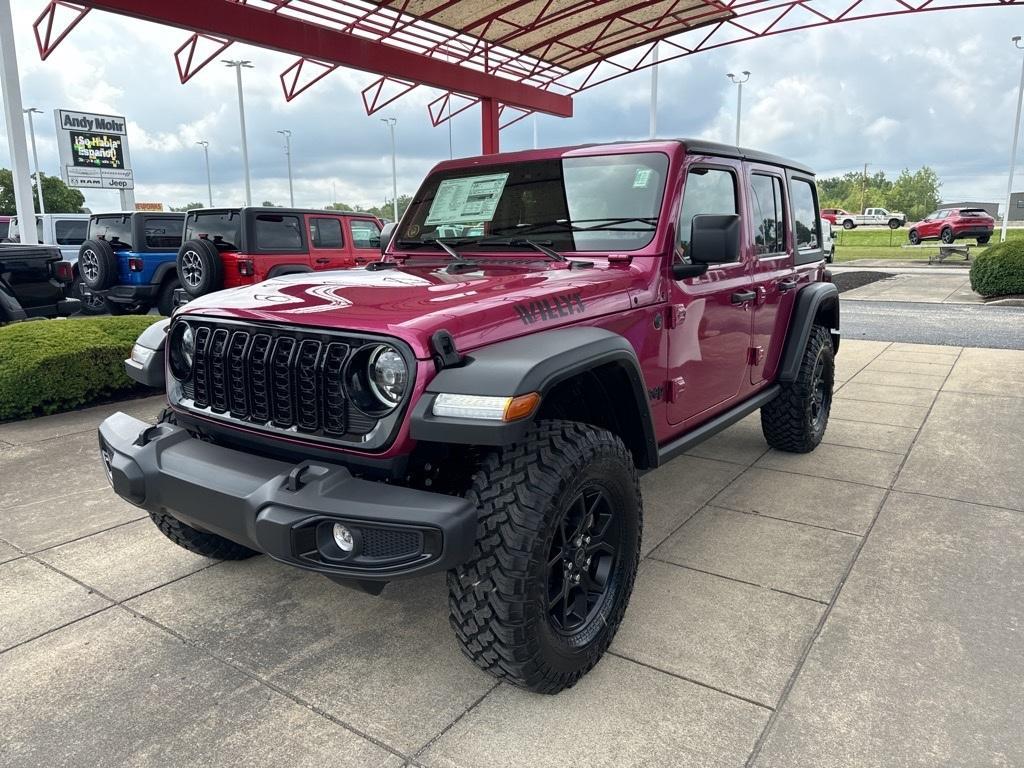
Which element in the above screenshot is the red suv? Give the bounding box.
[175,207,383,299]
[908,208,994,245]
[103,139,839,694]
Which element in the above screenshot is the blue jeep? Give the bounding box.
[78,212,186,316]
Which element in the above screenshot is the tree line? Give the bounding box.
[817,167,942,221]
[0,170,85,215]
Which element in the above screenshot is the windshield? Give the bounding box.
[400,152,669,253]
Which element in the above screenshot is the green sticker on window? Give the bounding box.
[633,168,653,188]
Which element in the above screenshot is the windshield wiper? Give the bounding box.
[474,237,565,262]
[490,217,658,237]
[396,237,479,272]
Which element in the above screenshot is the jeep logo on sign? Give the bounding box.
[513,292,586,325]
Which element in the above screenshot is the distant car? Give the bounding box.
[0,216,11,240]
[820,218,836,263]
[78,212,187,316]
[907,208,994,245]
[175,207,384,301]
[820,208,849,226]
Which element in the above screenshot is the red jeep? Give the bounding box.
[907,207,994,245]
[102,139,839,694]
[175,207,384,299]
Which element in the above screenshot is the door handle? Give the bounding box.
[315,258,330,264]
[777,279,799,292]
[731,290,757,304]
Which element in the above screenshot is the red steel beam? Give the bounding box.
[74,0,573,117]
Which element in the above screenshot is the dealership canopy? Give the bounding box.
[33,0,1024,153]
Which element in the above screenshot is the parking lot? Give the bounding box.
[1,338,1022,767]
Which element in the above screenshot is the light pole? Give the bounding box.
[196,140,213,207]
[381,117,398,222]
[726,71,751,146]
[1001,36,1024,243]
[277,129,294,207]
[223,59,253,206]
[649,42,659,139]
[23,107,44,214]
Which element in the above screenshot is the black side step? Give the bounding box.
[655,385,780,467]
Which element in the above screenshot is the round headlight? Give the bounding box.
[169,322,195,380]
[369,346,408,406]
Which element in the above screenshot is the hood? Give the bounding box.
[178,260,648,358]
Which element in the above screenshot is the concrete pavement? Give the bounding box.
[2,340,1023,767]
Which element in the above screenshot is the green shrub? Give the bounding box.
[970,240,1024,298]
[0,316,161,421]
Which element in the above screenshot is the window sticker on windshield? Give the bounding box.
[633,168,652,188]
[424,172,510,226]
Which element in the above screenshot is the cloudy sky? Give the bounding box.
[1,0,1023,212]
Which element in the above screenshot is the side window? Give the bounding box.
[749,174,786,255]
[144,217,184,249]
[310,217,344,249]
[255,214,303,250]
[55,219,87,246]
[790,179,820,252]
[350,219,382,250]
[677,167,737,254]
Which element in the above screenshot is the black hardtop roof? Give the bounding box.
[91,211,186,220]
[186,206,379,218]
[676,139,815,175]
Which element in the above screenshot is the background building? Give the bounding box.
[940,200,1001,218]
[1007,192,1024,222]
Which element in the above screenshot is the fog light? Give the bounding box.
[332,523,355,552]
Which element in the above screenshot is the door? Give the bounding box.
[666,161,753,425]
[307,215,350,270]
[919,210,944,239]
[347,218,383,266]
[749,168,797,384]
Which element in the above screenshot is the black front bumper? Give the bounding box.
[98,412,477,581]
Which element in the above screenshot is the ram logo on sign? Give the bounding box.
[54,109,135,191]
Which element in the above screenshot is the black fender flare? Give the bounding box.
[266,264,314,278]
[410,326,658,468]
[123,317,170,388]
[778,282,840,382]
[152,261,179,286]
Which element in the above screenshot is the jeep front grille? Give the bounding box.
[176,319,403,448]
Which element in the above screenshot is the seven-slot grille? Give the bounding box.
[182,321,382,442]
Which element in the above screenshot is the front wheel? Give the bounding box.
[842,220,855,230]
[909,230,921,245]
[449,420,642,694]
[761,324,834,453]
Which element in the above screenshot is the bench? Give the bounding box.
[901,243,975,265]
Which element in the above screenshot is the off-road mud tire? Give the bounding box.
[448,420,642,694]
[761,324,834,453]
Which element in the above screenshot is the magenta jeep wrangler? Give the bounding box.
[100,140,839,694]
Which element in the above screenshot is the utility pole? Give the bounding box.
[1001,36,1024,242]
[0,1,39,243]
[381,117,398,222]
[24,107,45,214]
[223,59,254,206]
[649,42,659,139]
[726,71,751,146]
[278,129,294,207]
[196,140,213,207]
[862,163,869,211]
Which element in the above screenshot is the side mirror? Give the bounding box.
[379,222,397,255]
[672,262,708,280]
[689,214,741,264]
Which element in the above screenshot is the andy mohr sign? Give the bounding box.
[54,109,135,191]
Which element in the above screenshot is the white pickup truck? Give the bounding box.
[834,207,906,230]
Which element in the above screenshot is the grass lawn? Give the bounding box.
[833,227,1024,263]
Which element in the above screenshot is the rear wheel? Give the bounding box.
[177,239,224,297]
[941,227,955,244]
[977,235,991,245]
[888,219,901,229]
[71,276,107,315]
[78,239,118,291]
[156,277,181,316]
[761,324,834,453]
[448,420,642,694]
[842,219,855,230]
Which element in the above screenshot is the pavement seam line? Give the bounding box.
[1,483,112,512]
[742,344,965,767]
[605,651,775,711]
[644,556,830,606]
[409,680,502,762]
[716,505,865,537]
[22,515,148,556]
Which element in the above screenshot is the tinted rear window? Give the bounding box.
[186,212,242,251]
[55,219,87,246]
[254,214,303,251]
[959,209,989,217]
[145,217,184,249]
[90,216,133,250]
